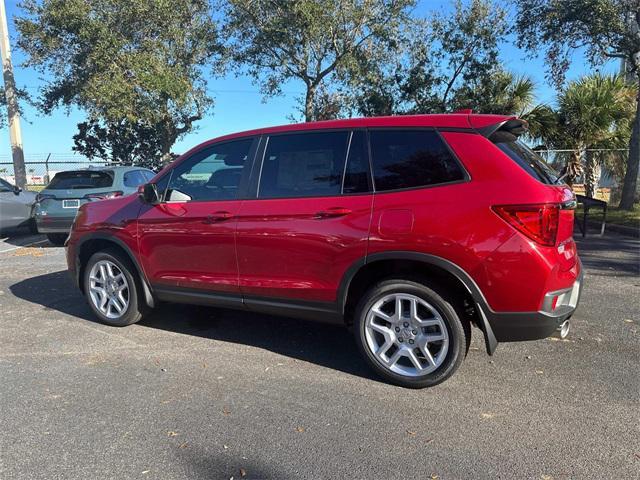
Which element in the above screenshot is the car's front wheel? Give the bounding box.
[354,278,470,388]
[83,249,147,326]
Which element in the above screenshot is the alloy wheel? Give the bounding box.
[364,293,449,377]
[88,260,130,319]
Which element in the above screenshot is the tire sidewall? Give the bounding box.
[354,279,467,388]
[83,250,141,327]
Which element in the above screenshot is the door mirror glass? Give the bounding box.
[13,185,22,195]
[140,183,160,204]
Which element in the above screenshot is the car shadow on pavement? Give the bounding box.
[0,229,59,249]
[9,270,379,383]
[575,234,640,277]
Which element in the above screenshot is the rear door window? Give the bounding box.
[369,130,466,192]
[258,131,350,199]
[48,171,114,189]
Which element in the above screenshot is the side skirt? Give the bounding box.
[153,285,343,324]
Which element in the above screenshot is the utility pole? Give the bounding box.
[0,0,26,189]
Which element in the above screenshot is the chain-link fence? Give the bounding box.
[0,154,111,189]
[535,148,630,203]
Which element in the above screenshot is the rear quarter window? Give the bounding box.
[491,131,560,185]
[48,171,114,189]
[369,130,466,192]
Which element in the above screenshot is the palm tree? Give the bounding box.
[533,74,636,195]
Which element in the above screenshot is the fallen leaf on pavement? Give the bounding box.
[295,426,305,433]
[167,431,179,437]
[178,442,188,449]
[406,430,417,436]
[223,445,229,450]
[222,407,231,415]
[481,413,496,419]
[535,370,544,375]
[240,468,247,477]
[624,319,634,324]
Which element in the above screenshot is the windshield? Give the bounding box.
[47,171,114,190]
[491,132,560,185]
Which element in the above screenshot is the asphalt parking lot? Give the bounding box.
[0,230,638,479]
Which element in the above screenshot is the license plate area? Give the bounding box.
[62,199,80,209]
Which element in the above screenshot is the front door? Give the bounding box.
[236,130,373,308]
[138,137,257,296]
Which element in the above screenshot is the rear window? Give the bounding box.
[48,170,114,190]
[369,130,466,192]
[491,131,559,184]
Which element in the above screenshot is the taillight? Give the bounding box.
[492,203,560,247]
[35,193,55,203]
[84,191,123,201]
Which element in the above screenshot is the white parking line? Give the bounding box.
[0,239,49,254]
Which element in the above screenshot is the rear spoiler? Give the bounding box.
[477,118,529,138]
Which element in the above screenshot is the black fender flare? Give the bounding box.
[75,232,156,308]
[337,251,497,355]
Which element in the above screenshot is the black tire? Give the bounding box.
[46,233,67,246]
[27,218,38,235]
[83,249,148,327]
[353,277,471,388]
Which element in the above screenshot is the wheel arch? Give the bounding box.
[338,251,497,354]
[76,233,155,308]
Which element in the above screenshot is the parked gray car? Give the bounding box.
[0,177,37,233]
[34,166,155,245]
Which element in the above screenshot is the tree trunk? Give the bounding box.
[584,151,601,199]
[619,81,640,210]
[566,149,583,188]
[304,84,317,122]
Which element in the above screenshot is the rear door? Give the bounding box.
[235,130,373,308]
[0,178,29,229]
[137,137,257,295]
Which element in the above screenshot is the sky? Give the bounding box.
[0,0,620,161]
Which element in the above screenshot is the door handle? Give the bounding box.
[203,211,234,223]
[314,207,352,219]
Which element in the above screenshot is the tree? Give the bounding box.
[223,0,413,122]
[16,0,220,164]
[535,74,635,194]
[347,0,510,116]
[514,0,640,209]
[73,119,175,169]
[403,0,508,113]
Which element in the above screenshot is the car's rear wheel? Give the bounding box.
[354,278,470,388]
[46,233,67,246]
[84,249,146,326]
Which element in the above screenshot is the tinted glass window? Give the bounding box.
[48,171,114,190]
[492,132,559,184]
[259,131,349,199]
[123,170,146,187]
[343,131,370,194]
[369,130,465,191]
[165,138,253,202]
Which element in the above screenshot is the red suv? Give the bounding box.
[66,113,582,388]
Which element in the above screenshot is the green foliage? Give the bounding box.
[72,119,175,169]
[535,74,636,193]
[513,0,640,208]
[16,0,220,161]
[348,0,514,116]
[223,0,413,121]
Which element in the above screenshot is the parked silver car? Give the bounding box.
[0,177,37,233]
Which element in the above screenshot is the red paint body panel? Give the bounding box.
[67,114,581,331]
[236,195,373,302]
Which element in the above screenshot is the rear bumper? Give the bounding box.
[484,267,583,342]
[36,216,75,233]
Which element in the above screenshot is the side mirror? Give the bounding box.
[139,183,160,204]
[13,185,22,195]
